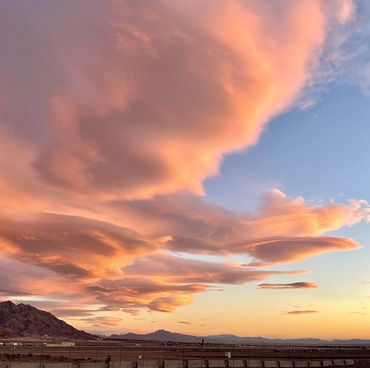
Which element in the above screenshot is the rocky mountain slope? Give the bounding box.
[0,301,94,339]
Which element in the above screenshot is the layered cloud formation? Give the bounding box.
[0,0,365,322]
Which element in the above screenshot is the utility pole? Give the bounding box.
[142,338,147,368]
[95,346,99,368]
[182,344,185,367]
[9,343,15,368]
[119,342,123,368]
[39,343,44,368]
[200,339,204,368]
[68,344,72,368]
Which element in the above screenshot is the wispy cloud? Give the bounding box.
[359,280,370,286]
[350,312,367,316]
[258,282,318,289]
[284,310,319,315]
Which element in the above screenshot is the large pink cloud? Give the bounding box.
[0,0,363,320]
[0,0,351,200]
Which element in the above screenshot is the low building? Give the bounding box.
[44,341,75,347]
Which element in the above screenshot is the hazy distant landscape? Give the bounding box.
[111,330,370,347]
[0,301,370,368]
[1,301,369,347]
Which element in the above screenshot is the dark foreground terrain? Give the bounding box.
[0,302,369,367]
[0,340,369,368]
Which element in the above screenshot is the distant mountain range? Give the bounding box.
[110,329,370,346]
[0,301,94,339]
[1,300,369,345]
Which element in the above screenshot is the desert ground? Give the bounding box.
[0,340,369,367]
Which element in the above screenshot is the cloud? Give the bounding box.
[0,255,77,297]
[84,252,305,313]
[284,310,319,315]
[112,191,367,265]
[244,236,358,266]
[0,190,367,315]
[0,0,351,201]
[359,280,370,286]
[350,311,367,316]
[0,0,366,323]
[122,253,303,285]
[79,252,302,313]
[258,282,318,289]
[77,316,123,327]
[86,278,208,313]
[51,309,96,318]
[335,0,355,24]
[177,321,192,325]
[0,213,153,279]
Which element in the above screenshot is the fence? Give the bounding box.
[0,358,358,368]
[0,343,366,368]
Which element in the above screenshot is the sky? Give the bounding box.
[1,0,370,339]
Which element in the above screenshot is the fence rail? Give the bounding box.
[0,358,360,368]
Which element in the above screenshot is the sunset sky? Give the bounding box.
[1,0,370,338]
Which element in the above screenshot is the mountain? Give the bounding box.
[111,329,201,343]
[110,329,370,346]
[0,300,95,339]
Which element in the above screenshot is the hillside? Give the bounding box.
[0,301,94,339]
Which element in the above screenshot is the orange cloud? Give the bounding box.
[84,255,304,314]
[116,191,365,264]
[0,188,367,316]
[85,279,208,313]
[122,253,303,285]
[0,214,154,279]
[0,190,367,314]
[244,236,358,266]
